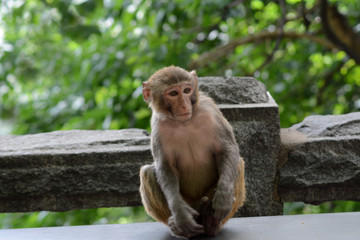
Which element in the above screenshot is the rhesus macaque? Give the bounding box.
[140,66,245,238]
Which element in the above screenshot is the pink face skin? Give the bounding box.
[163,83,194,122]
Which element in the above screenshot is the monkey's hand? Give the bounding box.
[212,187,234,221]
[169,202,204,238]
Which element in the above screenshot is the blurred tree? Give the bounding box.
[284,201,360,215]
[0,0,359,227]
[0,207,153,228]
[0,0,359,132]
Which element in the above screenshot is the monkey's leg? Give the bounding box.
[139,164,171,224]
[221,157,246,224]
[140,164,202,239]
[201,158,246,236]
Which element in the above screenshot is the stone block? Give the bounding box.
[0,129,152,212]
[199,76,282,216]
[279,112,360,203]
[199,76,268,104]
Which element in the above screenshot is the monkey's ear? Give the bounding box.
[190,70,198,87]
[190,70,199,103]
[190,70,197,78]
[142,82,151,102]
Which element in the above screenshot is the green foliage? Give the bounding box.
[1,0,360,132]
[284,201,360,215]
[0,207,152,229]
[0,0,359,227]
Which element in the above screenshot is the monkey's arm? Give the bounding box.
[154,157,184,213]
[152,140,204,235]
[213,122,241,221]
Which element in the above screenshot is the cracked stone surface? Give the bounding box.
[199,77,268,104]
[279,112,360,203]
[0,129,152,212]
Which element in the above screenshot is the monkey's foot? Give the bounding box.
[167,216,200,239]
[200,196,221,236]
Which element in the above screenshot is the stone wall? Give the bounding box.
[0,129,152,212]
[279,112,360,204]
[200,77,283,216]
[0,76,359,215]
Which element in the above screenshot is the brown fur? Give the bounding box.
[140,66,246,238]
[140,159,245,227]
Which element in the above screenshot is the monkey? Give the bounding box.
[139,66,245,238]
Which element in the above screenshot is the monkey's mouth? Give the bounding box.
[175,113,191,118]
[174,113,192,121]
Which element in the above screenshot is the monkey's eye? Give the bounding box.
[169,91,178,96]
[183,88,191,94]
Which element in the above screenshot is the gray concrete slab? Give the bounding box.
[0,212,359,240]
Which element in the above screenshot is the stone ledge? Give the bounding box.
[1,212,359,240]
[0,129,150,156]
[0,129,152,212]
[199,77,268,104]
[279,112,360,204]
[219,92,279,122]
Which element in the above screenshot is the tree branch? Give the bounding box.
[316,60,345,107]
[252,0,286,74]
[320,0,360,64]
[188,30,338,70]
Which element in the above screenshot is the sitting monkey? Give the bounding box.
[140,66,245,238]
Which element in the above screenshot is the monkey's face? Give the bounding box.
[163,82,194,122]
